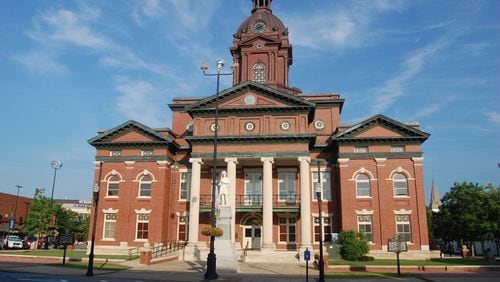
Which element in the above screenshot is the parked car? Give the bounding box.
[3,235,23,249]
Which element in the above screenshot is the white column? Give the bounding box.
[225,157,238,243]
[298,157,312,252]
[261,157,274,249]
[188,158,203,244]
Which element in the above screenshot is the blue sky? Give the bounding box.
[0,0,498,201]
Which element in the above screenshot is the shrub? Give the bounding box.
[339,230,369,261]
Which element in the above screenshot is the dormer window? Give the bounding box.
[253,63,266,83]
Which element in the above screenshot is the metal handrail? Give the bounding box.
[150,240,186,259]
[128,246,140,260]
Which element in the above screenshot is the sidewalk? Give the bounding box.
[0,256,499,282]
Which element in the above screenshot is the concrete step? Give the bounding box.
[241,250,300,263]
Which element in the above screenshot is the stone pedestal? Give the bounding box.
[214,206,239,273]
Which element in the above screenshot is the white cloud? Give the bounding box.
[132,0,165,26]
[283,0,408,50]
[11,50,67,75]
[32,9,110,49]
[114,77,164,127]
[414,96,457,118]
[484,111,500,126]
[370,38,451,113]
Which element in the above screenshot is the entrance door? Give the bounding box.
[244,226,262,250]
[245,172,262,205]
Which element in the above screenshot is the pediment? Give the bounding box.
[238,34,281,46]
[333,114,429,142]
[187,81,314,113]
[88,120,177,147]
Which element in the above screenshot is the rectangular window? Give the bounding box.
[110,150,121,156]
[278,172,296,201]
[278,217,296,243]
[178,216,188,241]
[357,215,373,242]
[354,146,368,153]
[179,171,191,200]
[314,217,332,243]
[396,215,412,242]
[391,146,405,153]
[136,214,150,240]
[103,213,117,239]
[141,149,153,156]
[312,170,331,200]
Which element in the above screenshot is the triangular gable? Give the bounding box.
[333,114,429,142]
[186,81,314,112]
[222,90,288,108]
[88,120,179,147]
[237,34,281,46]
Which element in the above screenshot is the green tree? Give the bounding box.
[432,182,500,256]
[24,188,53,238]
[339,230,369,261]
[25,189,85,244]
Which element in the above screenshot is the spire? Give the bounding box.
[429,179,442,213]
[252,0,272,12]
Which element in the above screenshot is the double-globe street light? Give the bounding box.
[87,162,103,276]
[50,160,63,206]
[314,160,326,282]
[200,59,235,280]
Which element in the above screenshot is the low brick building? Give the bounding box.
[88,0,431,260]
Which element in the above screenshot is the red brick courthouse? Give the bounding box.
[88,0,431,260]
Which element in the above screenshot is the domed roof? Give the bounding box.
[234,4,287,38]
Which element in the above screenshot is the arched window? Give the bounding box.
[393,173,408,196]
[356,173,371,197]
[107,175,120,197]
[253,63,266,83]
[139,175,152,197]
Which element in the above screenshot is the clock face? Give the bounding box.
[253,21,266,33]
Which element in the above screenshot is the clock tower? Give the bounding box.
[231,0,293,90]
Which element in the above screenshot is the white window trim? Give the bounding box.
[312,213,333,243]
[134,212,150,241]
[277,215,297,243]
[176,212,189,242]
[357,214,374,243]
[102,210,118,240]
[179,169,191,201]
[311,167,331,202]
[355,173,371,198]
[277,171,297,202]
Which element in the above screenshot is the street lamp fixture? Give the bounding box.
[50,160,63,206]
[315,160,325,282]
[87,162,103,276]
[200,59,235,280]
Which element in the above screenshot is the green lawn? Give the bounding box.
[0,250,132,260]
[329,258,500,266]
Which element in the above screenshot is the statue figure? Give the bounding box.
[218,171,230,206]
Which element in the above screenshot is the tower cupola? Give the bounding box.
[230,0,293,90]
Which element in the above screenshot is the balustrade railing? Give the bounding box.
[199,194,300,207]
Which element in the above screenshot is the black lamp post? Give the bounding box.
[201,59,234,280]
[87,162,103,276]
[10,185,22,232]
[50,160,63,206]
[314,160,325,282]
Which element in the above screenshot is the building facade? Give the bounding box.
[0,192,31,236]
[88,0,431,259]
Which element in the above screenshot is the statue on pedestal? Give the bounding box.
[218,171,230,206]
